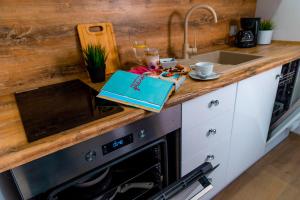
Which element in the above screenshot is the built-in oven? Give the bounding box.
[7,105,218,200]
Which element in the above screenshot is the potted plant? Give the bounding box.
[83,44,108,83]
[257,20,275,45]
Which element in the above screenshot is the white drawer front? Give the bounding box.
[182,83,237,130]
[182,137,230,176]
[181,140,230,200]
[182,110,234,164]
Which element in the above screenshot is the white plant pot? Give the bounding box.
[257,30,273,45]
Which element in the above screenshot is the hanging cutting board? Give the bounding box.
[77,23,120,74]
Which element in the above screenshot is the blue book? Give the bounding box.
[97,70,174,112]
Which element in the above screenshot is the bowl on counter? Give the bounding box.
[160,58,177,69]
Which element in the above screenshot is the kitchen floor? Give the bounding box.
[214,133,300,200]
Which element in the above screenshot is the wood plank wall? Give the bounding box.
[0,0,256,95]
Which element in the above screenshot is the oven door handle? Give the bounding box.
[188,176,213,200]
[150,162,219,200]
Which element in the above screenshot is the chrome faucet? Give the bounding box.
[184,4,218,59]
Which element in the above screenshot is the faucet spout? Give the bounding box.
[184,4,218,59]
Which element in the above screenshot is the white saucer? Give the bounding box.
[189,71,220,80]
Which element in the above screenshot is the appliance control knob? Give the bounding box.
[138,129,146,139]
[85,150,97,162]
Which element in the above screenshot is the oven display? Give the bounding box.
[102,134,134,155]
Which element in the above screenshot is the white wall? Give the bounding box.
[256,0,300,41]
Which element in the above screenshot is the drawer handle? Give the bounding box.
[207,129,217,137]
[206,154,215,161]
[209,100,219,108]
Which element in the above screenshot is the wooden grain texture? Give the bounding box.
[214,133,300,200]
[0,0,256,95]
[77,23,120,74]
[0,41,300,173]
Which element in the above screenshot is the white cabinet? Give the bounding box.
[181,66,284,198]
[228,66,282,182]
[181,83,237,199]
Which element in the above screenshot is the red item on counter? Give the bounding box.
[128,66,150,74]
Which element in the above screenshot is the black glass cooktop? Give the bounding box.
[15,80,123,142]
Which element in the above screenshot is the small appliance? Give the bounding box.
[236,18,260,48]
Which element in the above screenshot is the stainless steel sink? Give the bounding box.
[194,51,263,65]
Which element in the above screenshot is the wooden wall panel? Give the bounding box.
[0,0,256,95]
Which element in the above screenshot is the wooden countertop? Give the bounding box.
[1,41,300,173]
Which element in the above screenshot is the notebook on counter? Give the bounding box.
[97,70,174,112]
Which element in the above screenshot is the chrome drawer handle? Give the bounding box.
[206,154,215,161]
[207,129,217,137]
[209,100,219,108]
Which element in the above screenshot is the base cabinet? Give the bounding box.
[181,67,284,199]
[181,83,237,199]
[227,66,282,182]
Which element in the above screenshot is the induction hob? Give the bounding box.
[15,80,123,142]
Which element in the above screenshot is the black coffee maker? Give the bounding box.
[236,18,260,48]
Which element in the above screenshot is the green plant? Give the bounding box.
[82,44,108,69]
[260,20,275,31]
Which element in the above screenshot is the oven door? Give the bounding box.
[150,162,219,200]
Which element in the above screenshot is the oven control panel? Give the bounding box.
[102,134,134,155]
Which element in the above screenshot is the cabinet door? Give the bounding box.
[228,66,282,182]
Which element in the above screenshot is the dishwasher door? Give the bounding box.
[266,99,300,153]
[150,162,219,200]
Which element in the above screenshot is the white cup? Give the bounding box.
[190,62,214,77]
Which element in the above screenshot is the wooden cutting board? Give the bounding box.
[77,23,120,74]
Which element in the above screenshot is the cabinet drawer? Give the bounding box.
[182,136,230,176]
[182,110,234,164]
[182,83,237,130]
[181,140,230,200]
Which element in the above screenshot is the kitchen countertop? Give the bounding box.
[0,41,300,173]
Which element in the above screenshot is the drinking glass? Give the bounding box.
[145,48,160,69]
[132,40,147,64]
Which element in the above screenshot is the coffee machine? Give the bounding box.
[236,18,260,48]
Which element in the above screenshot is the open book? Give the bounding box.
[97,70,174,112]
